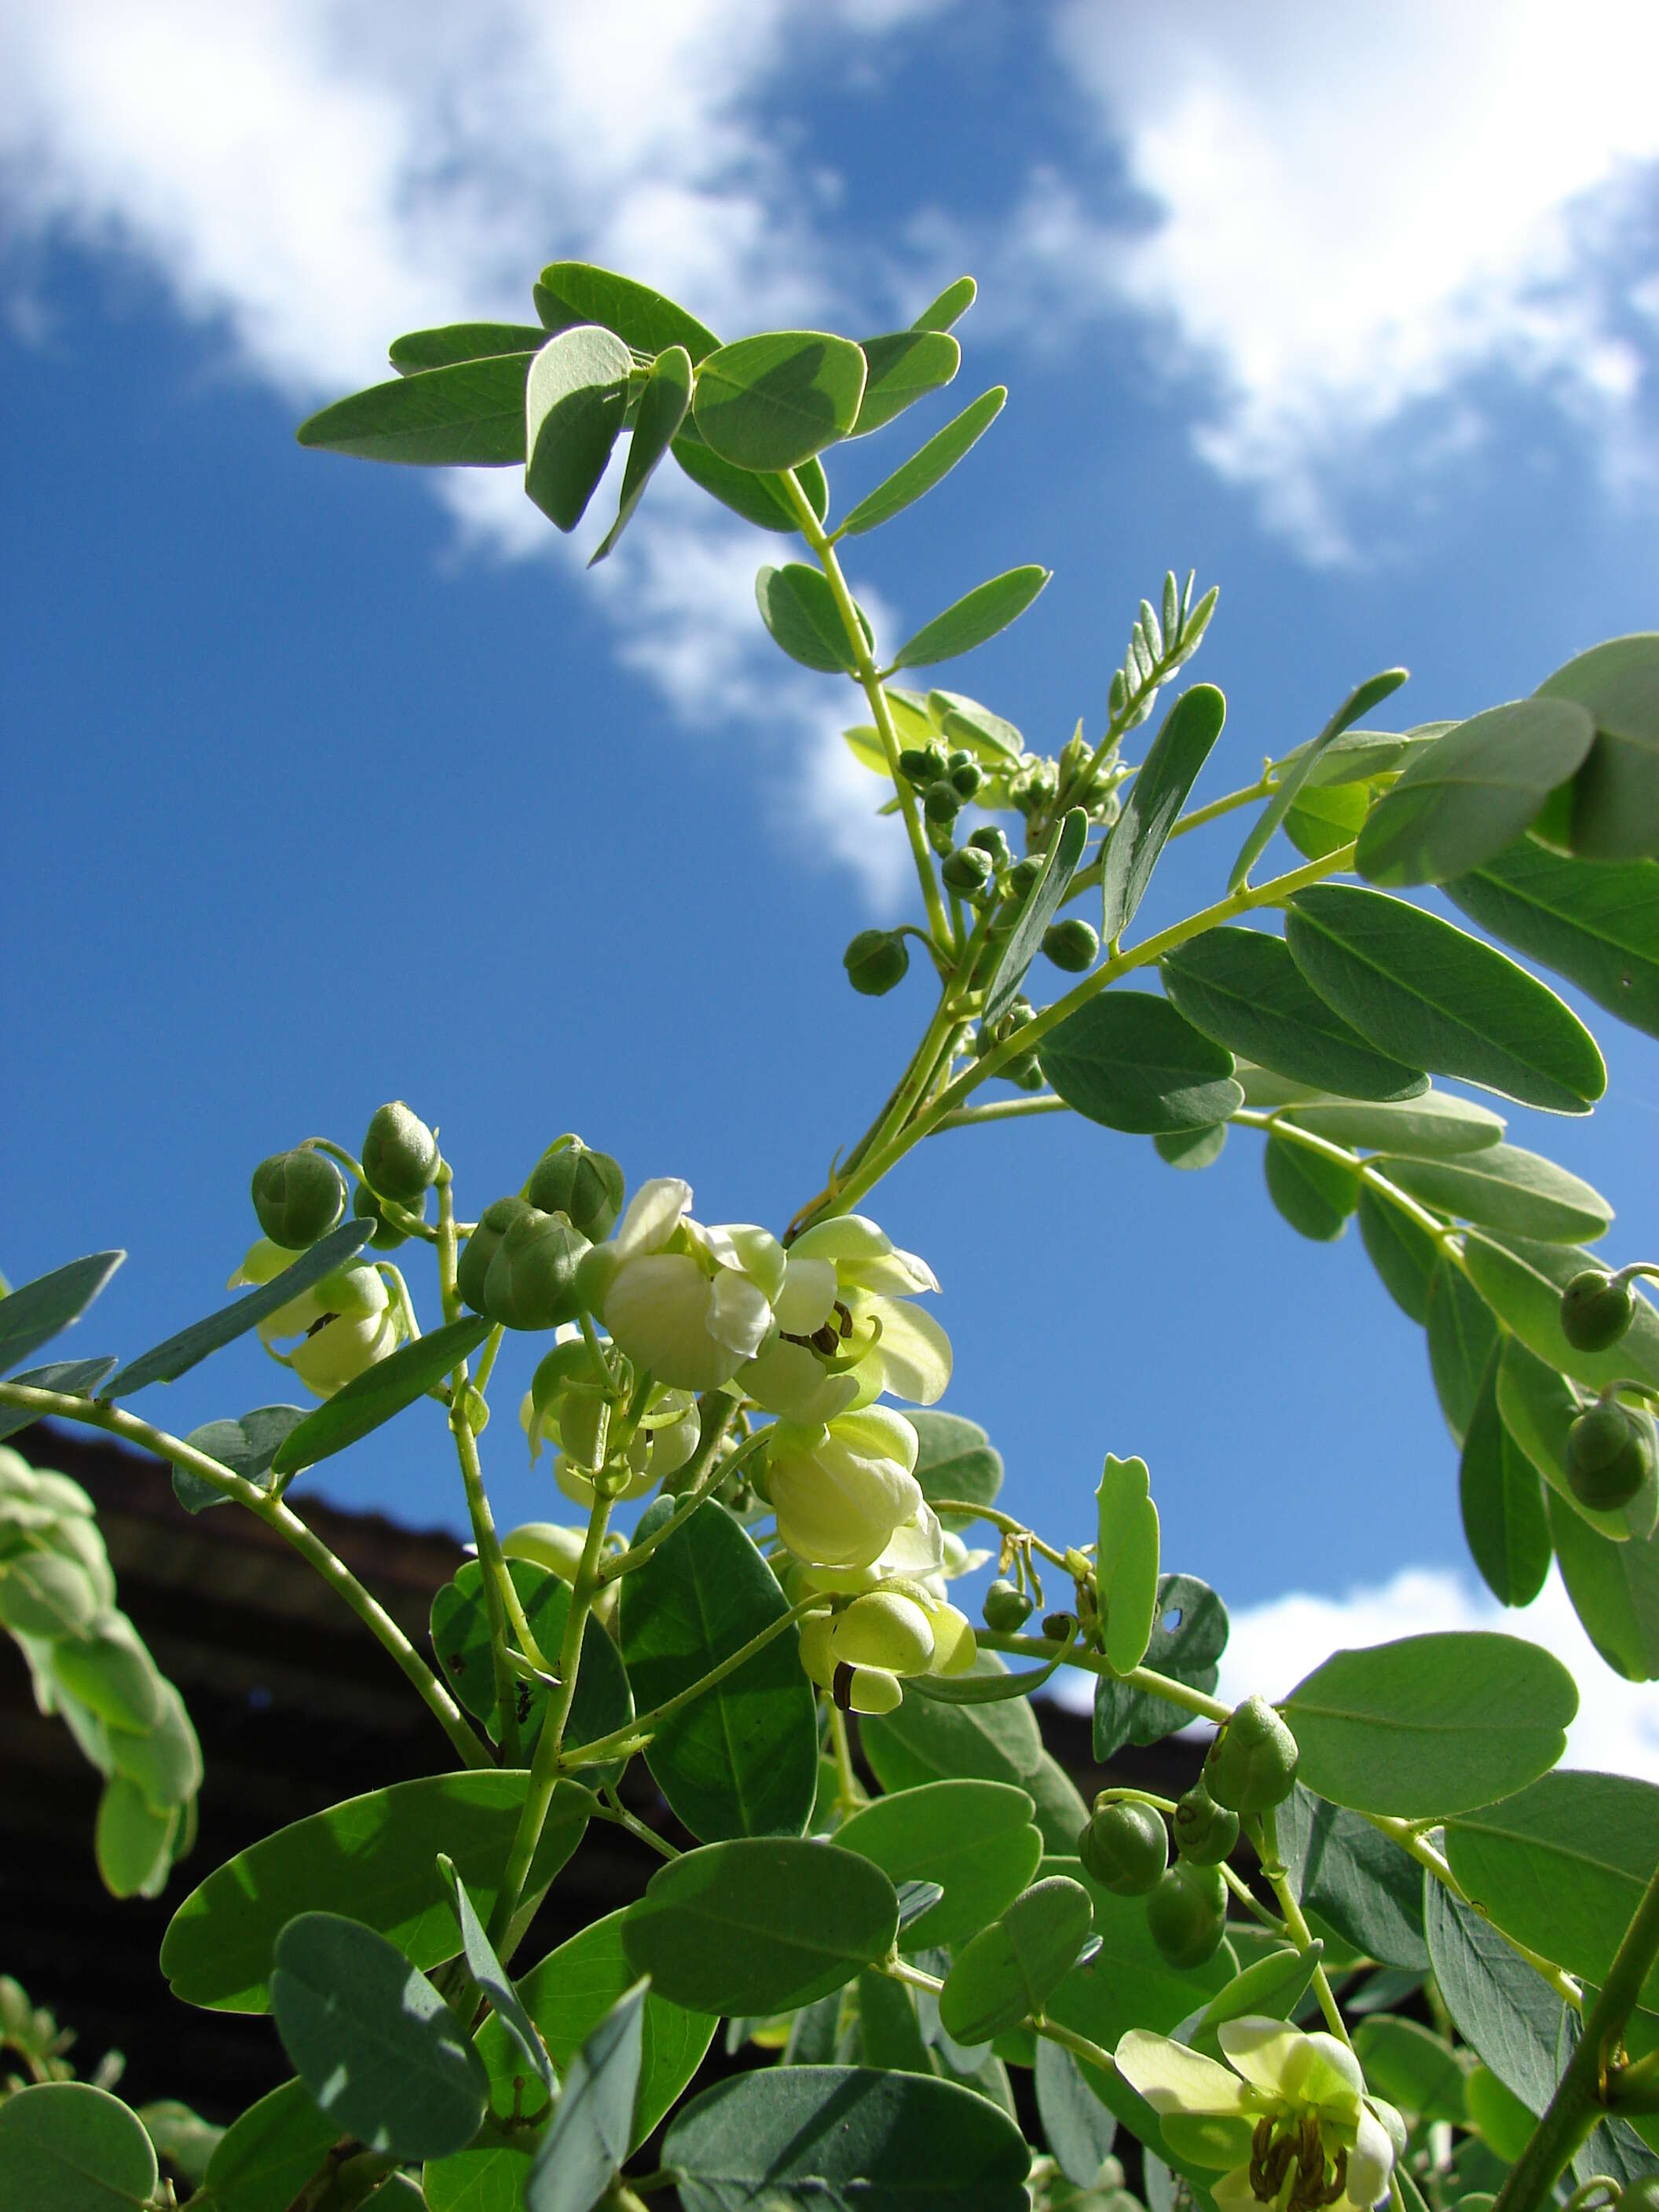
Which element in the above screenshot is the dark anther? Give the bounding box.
[811,1322,842,1354]
[836,1301,854,1339]
[832,1661,857,1712]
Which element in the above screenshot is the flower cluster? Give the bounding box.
[230,1241,405,1399]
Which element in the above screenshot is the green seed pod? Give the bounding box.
[1009,1059,1046,1091]
[949,760,983,800]
[353,1181,410,1252]
[1172,1782,1240,1867]
[1078,1800,1168,1896]
[982,1577,1035,1632]
[1145,1859,1228,1968]
[924,778,963,825]
[361,1101,441,1205]
[1567,1400,1654,1511]
[456,1196,536,1313]
[966,825,1012,871]
[1005,856,1043,900]
[1042,918,1101,972]
[482,1209,591,1332]
[940,844,994,898]
[898,742,948,788]
[1561,1269,1635,1353]
[525,1141,626,1240]
[250,1150,344,1250]
[844,929,909,997]
[1203,1693,1300,1815]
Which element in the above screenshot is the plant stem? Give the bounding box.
[0,1382,488,1771]
[973,1625,1233,1719]
[1258,1803,1353,2047]
[830,1702,860,1819]
[1232,1111,1465,1259]
[934,1092,1069,1132]
[599,1408,758,1584]
[880,1954,1119,2078]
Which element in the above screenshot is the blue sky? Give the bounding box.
[6,1,1659,1766]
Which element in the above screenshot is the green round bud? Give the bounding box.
[940,845,994,898]
[949,760,983,800]
[1203,1693,1300,1815]
[898,742,948,787]
[1567,1401,1654,1511]
[924,778,963,825]
[482,1209,591,1332]
[1078,1800,1168,1895]
[251,1150,345,1249]
[982,1578,1035,1632]
[1009,1059,1046,1091]
[361,1101,440,1205]
[525,1142,625,1241]
[1145,1860,1228,1968]
[353,1180,415,1252]
[844,929,909,997]
[1561,1269,1635,1353]
[967,825,1013,871]
[1005,856,1043,900]
[1042,918,1101,972]
[456,1196,535,1314]
[1172,1783,1240,1867]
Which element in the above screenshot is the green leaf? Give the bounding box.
[1093,1574,1228,1759]
[590,342,692,562]
[0,1356,117,1442]
[0,2082,158,2212]
[1465,1232,1659,1395]
[1357,1187,1439,1324]
[104,1218,372,1397]
[1356,698,1597,886]
[1497,1335,1658,1542]
[1549,1489,1659,1681]
[1446,841,1659,1042]
[1351,2016,1468,2123]
[940,1877,1093,2043]
[667,2064,1031,2212]
[1155,1124,1228,1170]
[438,1856,554,2096]
[1101,685,1228,944]
[1285,884,1606,1115]
[1162,925,1426,1101]
[1276,1786,1428,1969]
[693,330,866,471]
[1459,1353,1551,1606]
[534,262,720,361]
[96,1773,177,1898]
[272,1317,489,1474]
[1039,992,1243,1136]
[851,330,960,435]
[524,326,633,531]
[0,1252,123,1379]
[912,276,978,333]
[621,1838,900,2014]
[860,1674,1087,1856]
[928,690,1024,764]
[202,2078,339,2212]
[1186,1945,1324,2056]
[1096,1455,1159,1672]
[175,1405,306,1511]
[908,1650,1071,1705]
[618,1498,817,1842]
[1282,1630,1577,1816]
[1044,1853,1236,2056]
[161,1769,590,2010]
[1445,1771,1659,2005]
[1285,779,1371,862]
[755,562,865,674]
[892,565,1051,671]
[1424,1878,1564,2117]
[671,433,827,531]
[389,322,548,373]
[431,1559,632,1778]
[834,1780,1042,1952]
[1230,668,1410,889]
[908,1408,1003,1530]
[1281,724,1452,789]
[298,356,534,465]
[1536,634,1659,859]
[1035,2038,1118,2188]
[525,1982,646,2212]
[1265,1136,1358,1242]
[838,388,1005,538]
[270,1913,487,2161]
[1281,1091,1505,1158]
[1381,1144,1611,1244]
[981,808,1090,1029]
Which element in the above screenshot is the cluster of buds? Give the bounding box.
[975,995,1045,1089]
[521,1330,700,1508]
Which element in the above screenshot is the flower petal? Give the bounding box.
[772,1254,839,1337]
[706,1269,774,1358]
[739,1339,860,1426]
[1117,2031,1256,2117]
[866,1295,952,1404]
[1160,2114,1261,2170]
[615,1177,692,1260]
[1217,2017,1308,2100]
[1342,2100,1397,2209]
[604,1253,743,1391]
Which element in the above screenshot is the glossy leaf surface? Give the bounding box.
[835,1780,1042,1952]
[693,330,866,471]
[891,565,1050,671]
[838,387,1005,537]
[298,356,533,464]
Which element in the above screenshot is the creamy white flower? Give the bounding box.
[767,1406,923,1570]
[739,1214,951,1422]
[599,1178,779,1392]
[229,1241,400,1398]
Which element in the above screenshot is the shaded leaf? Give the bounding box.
[431,1559,632,1779]
[908,1408,1003,1530]
[1229,669,1409,889]
[1537,634,1659,859]
[174,1405,306,1511]
[1357,1187,1439,1324]
[892,566,1051,671]
[526,1982,645,2212]
[438,1856,555,2096]
[1497,1335,1658,1543]
[1093,1574,1228,1759]
[202,2077,339,2212]
[835,1780,1042,1953]
[1447,841,1659,1042]
[693,330,867,471]
[0,1252,123,1379]
[939,1877,1093,2042]
[1465,1232,1659,1396]
[1382,1144,1611,1245]
[1101,685,1227,945]
[1280,1091,1505,1158]
[298,356,533,465]
[851,330,960,435]
[534,262,720,361]
[524,326,632,531]
[671,432,827,531]
[590,342,692,562]
[0,2082,158,2212]
[1040,991,1243,1136]
[1549,1489,1659,1682]
[1357,698,1596,885]
[755,562,864,673]
[0,1356,118,1442]
[911,276,977,332]
[273,1317,489,1474]
[1424,1878,1563,2116]
[1265,1136,1358,1242]
[838,388,1005,538]
[861,1669,1087,1855]
[1459,1353,1551,1606]
[390,322,548,372]
[1276,1787,1428,1969]
[981,808,1089,1029]
[1035,2038,1117,2189]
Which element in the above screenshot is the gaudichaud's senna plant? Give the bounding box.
[6,266,1659,2212]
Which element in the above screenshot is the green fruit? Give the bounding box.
[1145,1860,1228,1968]
[940,845,994,898]
[353,1181,411,1251]
[525,1141,625,1240]
[456,1196,535,1313]
[924,778,962,825]
[1203,1693,1300,1815]
[949,760,983,800]
[1560,1269,1635,1353]
[1079,1800,1168,1896]
[982,1577,1035,1632]
[250,1149,344,1249]
[967,825,1013,871]
[361,1101,441,1204]
[482,1209,591,1332]
[1042,918,1100,972]
[1567,1401,1654,1511]
[1172,1783,1240,1867]
[844,929,909,997]
[898,742,947,787]
[1005,856,1043,900]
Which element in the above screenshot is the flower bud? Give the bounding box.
[768,1408,924,1571]
[940,845,994,899]
[924,1602,976,1676]
[1145,1860,1227,1968]
[898,742,948,787]
[483,1209,591,1332]
[353,1180,413,1251]
[251,1150,344,1249]
[361,1101,440,1205]
[1172,1782,1240,1867]
[948,760,982,800]
[456,1196,535,1314]
[1078,1800,1167,1895]
[830,1590,935,1676]
[1042,918,1100,972]
[288,1276,398,1399]
[798,1611,837,1691]
[525,1141,625,1241]
[1561,1269,1635,1353]
[1203,1693,1300,1815]
[1005,856,1043,900]
[923,778,962,825]
[833,1660,903,1715]
[967,825,1013,872]
[1567,1399,1654,1511]
[844,929,909,997]
[982,1577,1034,1632]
